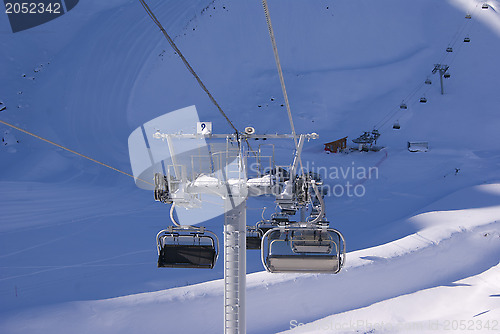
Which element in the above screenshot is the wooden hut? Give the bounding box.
[324,137,347,153]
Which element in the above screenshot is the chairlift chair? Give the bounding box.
[444,73,450,78]
[257,219,283,235]
[246,225,263,249]
[425,78,432,85]
[157,226,219,268]
[446,47,453,53]
[465,13,471,19]
[420,97,427,103]
[393,121,401,130]
[255,216,289,239]
[482,3,489,9]
[261,225,346,274]
[400,102,408,109]
[154,173,172,204]
[267,166,290,182]
[352,131,372,144]
[270,213,290,224]
[464,37,470,42]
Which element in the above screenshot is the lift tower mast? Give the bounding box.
[152,130,318,334]
[432,64,450,95]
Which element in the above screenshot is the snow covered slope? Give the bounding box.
[1,0,500,333]
[1,184,499,333]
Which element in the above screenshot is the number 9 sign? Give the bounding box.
[197,122,212,135]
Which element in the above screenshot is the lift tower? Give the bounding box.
[152,130,318,334]
[432,64,450,95]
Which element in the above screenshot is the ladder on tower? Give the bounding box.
[224,229,242,333]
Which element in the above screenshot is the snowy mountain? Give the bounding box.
[1,0,500,333]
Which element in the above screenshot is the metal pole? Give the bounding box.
[290,135,305,178]
[224,200,246,334]
[440,72,444,95]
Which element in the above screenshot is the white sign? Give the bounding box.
[197,122,212,135]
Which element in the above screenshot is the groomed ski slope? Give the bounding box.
[1,184,500,334]
[1,0,500,333]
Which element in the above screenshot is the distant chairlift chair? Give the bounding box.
[261,225,346,274]
[157,226,219,269]
[246,225,264,250]
[247,213,293,250]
